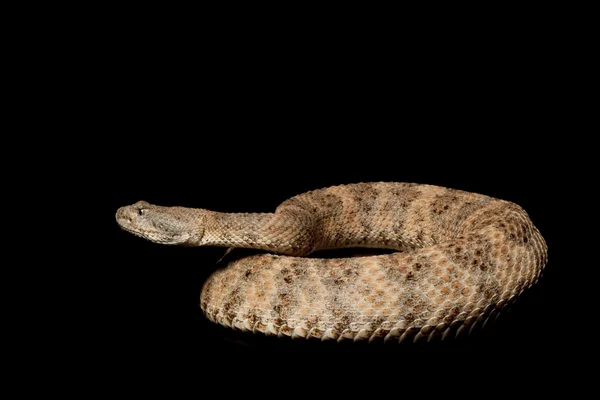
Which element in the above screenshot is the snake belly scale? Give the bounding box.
[116,182,547,343]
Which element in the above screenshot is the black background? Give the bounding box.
[93,23,579,375]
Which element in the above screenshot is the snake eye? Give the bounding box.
[138,208,146,216]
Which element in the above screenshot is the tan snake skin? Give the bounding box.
[116,182,547,343]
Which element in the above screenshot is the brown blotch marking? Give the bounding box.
[484,287,496,299]
[431,192,459,216]
[221,287,241,314]
[431,191,490,238]
[416,230,425,243]
[377,256,408,282]
[277,293,290,308]
[281,267,294,284]
[344,267,358,277]
[245,312,257,326]
[403,313,416,325]
[309,328,323,338]
[289,261,307,277]
[333,314,352,332]
[348,183,379,214]
[308,190,344,213]
[388,183,421,206]
[388,184,422,235]
[332,276,347,286]
[279,325,293,336]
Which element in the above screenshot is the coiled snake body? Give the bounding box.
[116,182,547,343]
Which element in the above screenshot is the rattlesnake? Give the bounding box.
[116,182,547,343]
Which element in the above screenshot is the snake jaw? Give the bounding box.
[115,201,204,245]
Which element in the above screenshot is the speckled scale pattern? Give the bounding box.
[199,182,547,342]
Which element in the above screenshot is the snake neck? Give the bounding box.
[201,211,314,256]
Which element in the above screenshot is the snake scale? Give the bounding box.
[116,182,547,343]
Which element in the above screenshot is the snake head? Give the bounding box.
[115,200,204,245]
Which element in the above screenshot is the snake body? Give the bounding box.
[116,182,547,343]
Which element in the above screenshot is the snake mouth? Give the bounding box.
[117,223,184,244]
[115,207,136,231]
